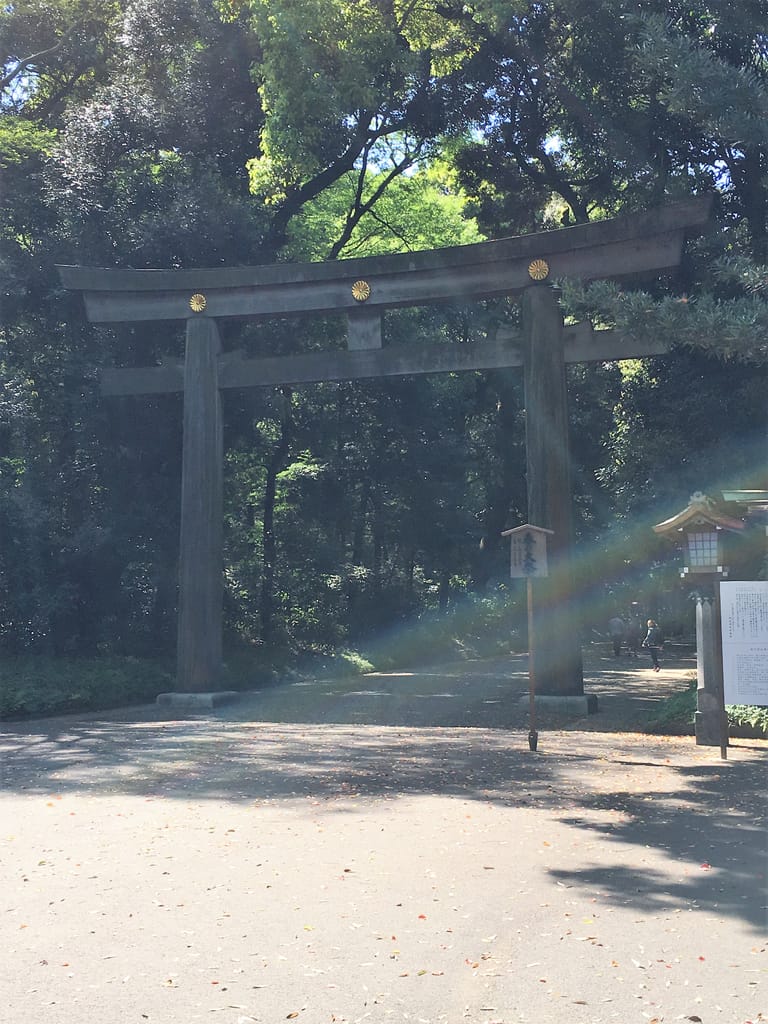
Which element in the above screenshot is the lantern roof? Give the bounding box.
[501,523,554,538]
[653,492,746,537]
[721,490,768,511]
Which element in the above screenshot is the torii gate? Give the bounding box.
[58,197,710,700]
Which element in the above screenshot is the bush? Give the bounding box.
[0,655,173,719]
[647,677,697,733]
[362,595,517,671]
[336,649,376,676]
[0,642,379,719]
[647,675,768,736]
[727,703,768,734]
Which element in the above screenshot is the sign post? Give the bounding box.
[502,524,554,750]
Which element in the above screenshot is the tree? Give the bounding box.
[2,0,766,664]
[1,0,269,653]
[241,0,497,254]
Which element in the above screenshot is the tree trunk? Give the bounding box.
[259,393,292,644]
[346,480,370,633]
[438,568,451,612]
[739,146,768,263]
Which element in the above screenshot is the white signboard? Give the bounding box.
[720,581,768,706]
[509,530,549,579]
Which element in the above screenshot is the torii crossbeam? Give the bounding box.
[58,197,711,698]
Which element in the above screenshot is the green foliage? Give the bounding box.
[560,278,768,363]
[0,117,56,166]
[0,655,173,718]
[327,649,376,677]
[284,161,484,261]
[335,651,376,675]
[247,0,409,190]
[362,591,520,672]
[647,677,697,733]
[727,703,768,733]
[1,0,120,114]
[244,0,494,201]
[646,677,768,736]
[635,11,768,146]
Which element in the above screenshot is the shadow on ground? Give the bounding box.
[2,646,765,932]
[2,729,766,932]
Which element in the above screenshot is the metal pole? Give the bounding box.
[713,578,729,760]
[527,576,538,751]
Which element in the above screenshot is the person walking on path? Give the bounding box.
[642,619,664,672]
[626,614,643,657]
[608,615,626,657]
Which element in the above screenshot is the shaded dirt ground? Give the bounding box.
[1,646,766,1024]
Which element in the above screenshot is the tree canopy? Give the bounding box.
[1,0,766,663]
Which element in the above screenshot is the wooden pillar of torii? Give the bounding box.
[58,198,710,696]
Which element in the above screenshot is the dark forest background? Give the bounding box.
[2,1,767,700]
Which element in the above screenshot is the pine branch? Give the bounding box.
[560,278,768,363]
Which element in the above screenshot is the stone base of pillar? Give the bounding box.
[519,693,598,715]
[694,709,728,746]
[157,691,240,710]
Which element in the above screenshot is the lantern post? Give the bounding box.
[654,493,745,758]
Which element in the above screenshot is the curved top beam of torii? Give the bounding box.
[58,197,711,325]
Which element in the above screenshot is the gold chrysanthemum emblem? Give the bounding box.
[351,279,372,302]
[189,293,207,312]
[527,259,550,281]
